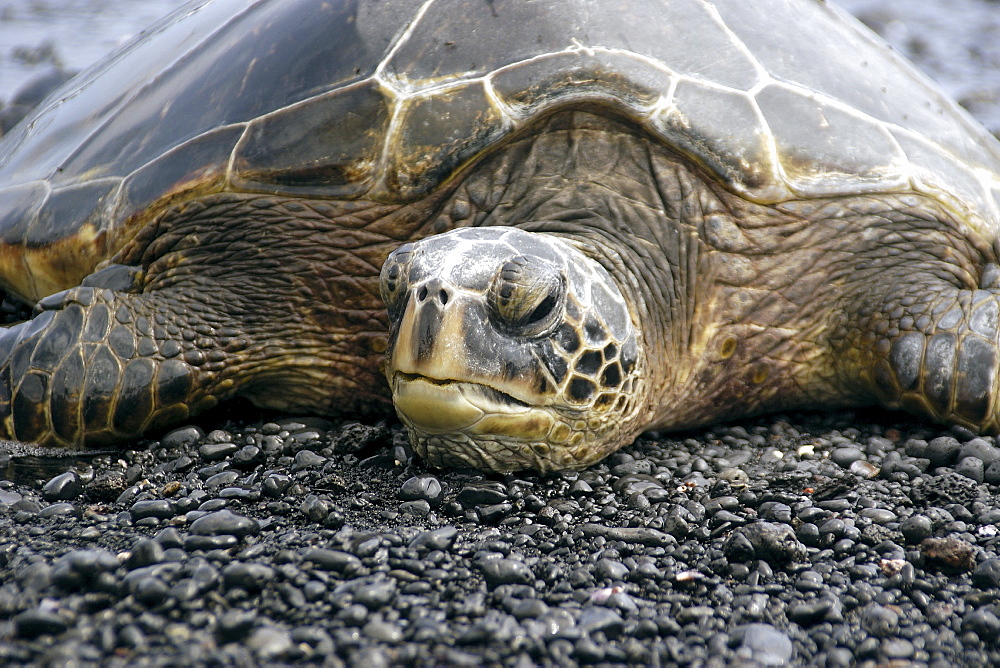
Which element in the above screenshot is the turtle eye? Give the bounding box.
[489,256,565,337]
[380,243,416,319]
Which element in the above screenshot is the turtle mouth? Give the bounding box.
[390,372,537,434]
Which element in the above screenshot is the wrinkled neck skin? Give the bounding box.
[440,110,724,437]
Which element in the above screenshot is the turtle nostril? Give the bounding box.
[438,289,449,305]
[417,286,428,302]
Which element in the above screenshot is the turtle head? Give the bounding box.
[380,227,645,472]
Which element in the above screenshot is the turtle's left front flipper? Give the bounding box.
[0,273,240,447]
[860,268,1000,434]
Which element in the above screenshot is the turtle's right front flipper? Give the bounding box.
[0,282,235,447]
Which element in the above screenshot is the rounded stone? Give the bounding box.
[899,515,933,544]
[41,471,83,501]
[353,578,397,610]
[861,604,899,637]
[955,456,985,483]
[831,447,866,468]
[221,563,275,591]
[130,499,176,521]
[926,436,961,467]
[972,559,1000,589]
[478,558,534,588]
[188,509,260,538]
[199,441,239,462]
[163,425,205,449]
[731,623,794,665]
[963,609,1000,641]
[577,606,625,637]
[958,437,1000,465]
[13,609,70,638]
[399,475,445,506]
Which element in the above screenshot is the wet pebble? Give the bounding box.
[831,447,865,468]
[130,499,175,521]
[42,472,83,501]
[479,558,533,588]
[188,510,260,538]
[399,475,445,506]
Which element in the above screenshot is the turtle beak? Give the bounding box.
[389,277,466,378]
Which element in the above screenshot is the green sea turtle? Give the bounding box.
[1,0,1000,472]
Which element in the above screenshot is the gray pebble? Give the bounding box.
[972,559,1000,589]
[859,508,896,524]
[731,623,793,665]
[963,609,1000,641]
[163,426,205,449]
[39,502,81,518]
[577,606,624,637]
[926,436,961,467]
[861,603,899,637]
[956,456,985,482]
[199,441,238,461]
[302,548,362,574]
[184,534,239,551]
[457,482,508,507]
[399,475,445,506]
[218,609,256,641]
[13,609,70,638]
[831,447,865,468]
[362,619,403,643]
[189,509,260,538]
[222,563,275,591]
[41,471,83,501]
[900,515,933,544]
[130,499,175,521]
[724,522,806,564]
[881,638,915,659]
[247,626,293,660]
[125,539,165,570]
[479,558,533,588]
[353,578,397,609]
[408,526,458,552]
[787,599,834,625]
[959,437,1000,465]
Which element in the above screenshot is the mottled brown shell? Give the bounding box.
[1,0,999,301]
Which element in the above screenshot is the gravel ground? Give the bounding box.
[3,1,1000,667]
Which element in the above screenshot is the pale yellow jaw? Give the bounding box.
[391,374,555,441]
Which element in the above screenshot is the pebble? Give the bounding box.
[199,442,239,461]
[247,626,293,660]
[955,456,985,482]
[163,426,206,449]
[14,609,70,638]
[188,510,260,538]
[973,559,1000,589]
[831,447,865,468]
[899,515,933,544]
[456,482,508,507]
[731,623,793,665]
[959,437,1000,465]
[926,436,961,467]
[130,499,175,521]
[577,606,624,637]
[41,472,83,501]
[222,563,275,591]
[478,558,534,588]
[724,522,806,564]
[399,475,445,506]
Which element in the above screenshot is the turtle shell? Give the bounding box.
[1,0,1000,301]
